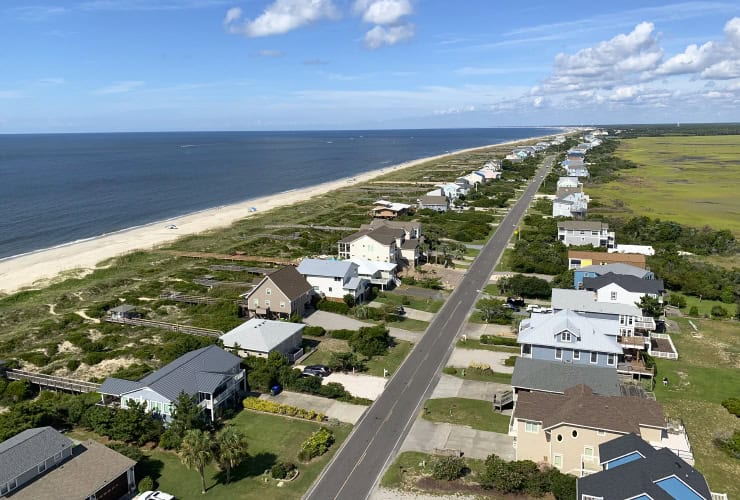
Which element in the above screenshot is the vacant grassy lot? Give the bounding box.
[422,397,510,433]
[374,291,444,313]
[653,318,739,497]
[589,135,740,234]
[381,451,487,491]
[302,337,413,378]
[443,366,513,385]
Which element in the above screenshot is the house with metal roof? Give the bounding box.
[350,257,397,289]
[100,345,245,423]
[0,427,136,499]
[370,199,411,219]
[220,318,304,361]
[241,265,313,320]
[297,258,368,301]
[511,357,621,398]
[577,434,713,500]
[608,243,655,256]
[510,384,693,477]
[583,273,666,306]
[574,263,654,290]
[517,309,622,368]
[553,192,589,219]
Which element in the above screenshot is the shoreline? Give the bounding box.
[0,134,556,294]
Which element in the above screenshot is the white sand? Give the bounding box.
[0,135,554,294]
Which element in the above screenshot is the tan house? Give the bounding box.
[510,385,693,477]
[568,250,647,270]
[370,200,411,219]
[338,227,402,264]
[240,266,313,319]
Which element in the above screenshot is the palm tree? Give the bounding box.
[180,429,214,494]
[215,426,249,484]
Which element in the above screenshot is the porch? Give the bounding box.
[617,359,655,378]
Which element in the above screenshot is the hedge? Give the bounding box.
[317,300,350,315]
[328,329,356,340]
[303,326,326,337]
[298,427,334,461]
[243,397,325,422]
[480,335,518,347]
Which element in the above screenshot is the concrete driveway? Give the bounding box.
[431,374,510,401]
[304,310,372,330]
[463,323,514,339]
[400,419,515,461]
[323,372,387,400]
[260,390,367,424]
[446,348,516,373]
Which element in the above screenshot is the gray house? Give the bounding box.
[417,195,449,212]
[100,345,245,423]
[220,318,304,361]
[0,427,136,499]
[517,309,622,368]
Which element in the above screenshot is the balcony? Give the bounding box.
[580,454,602,477]
[635,316,656,331]
[651,419,694,465]
[618,335,648,349]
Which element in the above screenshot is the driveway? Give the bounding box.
[323,372,387,400]
[400,419,515,461]
[446,348,516,373]
[260,390,367,424]
[431,374,510,401]
[463,323,514,339]
[304,310,372,330]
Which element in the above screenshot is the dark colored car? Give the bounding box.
[507,296,526,308]
[503,303,520,312]
[302,365,332,377]
[396,305,406,315]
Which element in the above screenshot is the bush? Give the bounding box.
[303,326,326,337]
[328,351,365,373]
[107,443,144,462]
[66,359,81,372]
[442,367,458,376]
[317,300,350,315]
[243,397,325,422]
[504,356,517,367]
[498,274,551,299]
[271,461,297,479]
[668,293,687,308]
[714,430,740,459]
[343,294,356,308]
[19,351,51,367]
[138,476,155,492]
[159,427,184,450]
[349,325,393,358]
[711,305,728,318]
[328,329,356,340]
[480,335,518,347]
[431,456,466,481]
[721,398,740,417]
[689,306,699,316]
[298,428,334,461]
[318,382,347,399]
[550,470,577,500]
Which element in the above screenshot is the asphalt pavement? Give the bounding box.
[304,156,555,500]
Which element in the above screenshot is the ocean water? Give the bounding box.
[0,128,558,259]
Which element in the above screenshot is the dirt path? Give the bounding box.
[75,309,100,323]
[46,303,58,316]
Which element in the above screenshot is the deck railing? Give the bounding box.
[6,369,100,394]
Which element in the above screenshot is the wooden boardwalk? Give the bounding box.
[159,291,223,305]
[104,316,223,338]
[208,264,274,274]
[162,250,297,266]
[265,224,359,231]
[5,369,100,394]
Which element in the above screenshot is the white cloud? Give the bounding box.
[258,49,284,57]
[353,0,412,25]
[701,59,740,79]
[532,96,545,108]
[94,81,145,95]
[224,0,338,38]
[610,85,640,101]
[38,77,66,85]
[433,105,476,115]
[364,23,414,49]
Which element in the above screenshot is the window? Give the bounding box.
[607,353,615,365]
[555,348,562,360]
[553,454,563,469]
[610,291,618,301]
[266,288,271,295]
[591,231,598,235]
[280,301,286,309]
[619,316,625,325]
[525,421,540,433]
[590,352,598,364]
[1,484,7,495]
[572,430,579,438]
[54,452,62,462]
[38,462,46,473]
[7,479,17,492]
[253,298,259,307]
[573,350,580,360]
[522,344,531,356]
[328,287,333,292]
[561,332,571,342]
[556,433,563,442]
[264,299,270,307]
[628,317,634,325]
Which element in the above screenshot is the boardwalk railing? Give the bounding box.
[159,291,223,305]
[6,369,100,394]
[105,316,223,338]
[265,224,359,231]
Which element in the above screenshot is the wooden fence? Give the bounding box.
[162,250,297,266]
[105,316,223,338]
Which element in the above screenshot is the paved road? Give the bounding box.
[304,156,554,500]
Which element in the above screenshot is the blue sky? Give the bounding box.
[1,0,739,132]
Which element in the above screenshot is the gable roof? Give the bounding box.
[568,250,647,268]
[578,263,651,279]
[599,432,657,464]
[418,195,449,206]
[350,257,396,275]
[578,435,711,500]
[583,273,665,294]
[557,220,608,231]
[297,258,354,278]
[511,357,621,396]
[363,218,420,234]
[0,427,73,484]
[101,345,241,401]
[551,289,642,317]
[339,226,403,246]
[513,384,666,434]
[517,309,622,354]
[220,318,303,353]
[259,265,313,300]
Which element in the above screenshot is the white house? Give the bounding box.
[557,221,615,248]
[417,195,449,212]
[297,258,368,301]
[338,227,401,264]
[583,273,666,306]
[553,193,589,219]
[220,318,304,360]
[350,257,398,289]
[609,244,656,256]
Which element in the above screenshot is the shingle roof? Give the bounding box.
[400,238,419,250]
[517,309,622,354]
[220,318,303,353]
[513,384,666,434]
[568,250,647,268]
[297,258,354,278]
[339,227,402,245]
[9,440,137,500]
[260,265,313,300]
[511,357,621,396]
[0,427,73,484]
[363,218,421,234]
[583,273,665,294]
[578,263,651,278]
[599,432,657,464]
[418,195,448,206]
[557,220,608,231]
[551,289,642,316]
[578,436,711,500]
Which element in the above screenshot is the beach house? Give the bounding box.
[340,221,421,268]
[350,257,398,289]
[511,357,621,399]
[0,427,137,499]
[370,199,410,219]
[417,195,449,212]
[572,263,654,290]
[552,192,589,219]
[568,250,647,270]
[557,221,615,248]
[556,176,583,197]
[220,318,304,361]
[509,384,693,476]
[240,265,314,320]
[100,345,245,423]
[582,273,666,306]
[297,258,368,302]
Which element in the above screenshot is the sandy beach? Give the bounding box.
[0,134,555,294]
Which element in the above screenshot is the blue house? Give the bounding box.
[517,310,622,368]
[574,262,655,290]
[577,433,713,500]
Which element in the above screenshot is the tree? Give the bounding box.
[329,351,365,372]
[667,293,687,308]
[180,429,214,494]
[343,294,356,308]
[215,426,249,484]
[477,299,513,324]
[349,325,393,358]
[162,392,204,450]
[637,295,664,319]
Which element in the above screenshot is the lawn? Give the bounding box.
[365,339,413,377]
[483,283,501,296]
[456,338,519,354]
[422,397,511,433]
[443,366,513,385]
[651,317,740,497]
[374,292,444,313]
[387,317,429,331]
[668,293,735,318]
[495,248,515,272]
[588,135,740,234]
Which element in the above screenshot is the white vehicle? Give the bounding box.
[137,492,175,500]
[526,304,542,313]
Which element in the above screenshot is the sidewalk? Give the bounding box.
[259,390,367,424]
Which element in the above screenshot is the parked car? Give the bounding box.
[302,365,332,378]
[503,303,520,312]
[507,297,526,308]
[137,492,175,500]
[526,304,541,313]
[395,305,406,315]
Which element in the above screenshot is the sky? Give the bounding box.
[1,0,739,132]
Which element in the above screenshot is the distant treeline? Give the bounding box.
[608,123,740,138]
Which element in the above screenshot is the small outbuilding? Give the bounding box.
[107,304,138,320]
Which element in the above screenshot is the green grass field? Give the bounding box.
[422,397,510,433]
[588,135,740,234]
[374,292,444,313]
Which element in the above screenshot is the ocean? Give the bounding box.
[0,128,559,259]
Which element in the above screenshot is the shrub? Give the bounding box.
[668,293,687,308]
[442,367,458,376]
[343,294,356,308]
[431,456,466,481]
[159,427,184,450]
[138,476,155,492]
[328,329,356,340]
[550,470,577,500]
[317,300,350,315]
[504,356,517,367]
[689,306,699,316]
[711,305,728,318]
[271,461,297,479]
[19,351,51,367]
[318,382,347,399]
[328,351,365,373]
[714,430,740,459]
[108,443,144,462]
[480,335,518,347]
[303,326,326,337]
[298,428,334,461]
[349,325,393,358]
[721,397,740,417]
[2,380,32,403]
[66,359,81,371]
[243,397,325,422]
